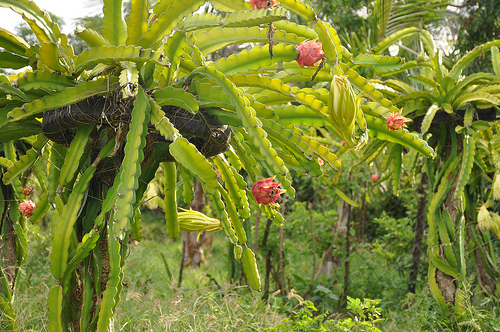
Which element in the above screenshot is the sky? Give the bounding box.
[0,0,102,35]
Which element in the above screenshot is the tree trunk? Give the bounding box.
[408,173,428,293]
[436,167,461,305]
[313,200,349,281]
[338,201,351,311]
[309,203,317,280]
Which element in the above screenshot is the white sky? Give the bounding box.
[0,0,102,35]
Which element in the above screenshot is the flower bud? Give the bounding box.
[478,204,495,231]
[329,75,363,147]
[295,39,324,67]
[251,176,285,206]
[178,208,222,233]
[493,173,500,200]
[19,200,35,217]
[386,111,412,132]
[490,212,500,238]
[22,187,33,196]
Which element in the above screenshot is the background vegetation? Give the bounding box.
[2,0,500,331]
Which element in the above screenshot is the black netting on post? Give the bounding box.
[41,94,231,161]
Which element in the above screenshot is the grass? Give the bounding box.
[10,213,500,331]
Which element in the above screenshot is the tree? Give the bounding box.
[0,0,432,330]
[373,32,500,313]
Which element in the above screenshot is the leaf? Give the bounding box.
[3,134,45,185]
[175,13,222,32]
[0,51,28,69]
[241,247,261,291]
[0,82,29,102]
[154,88,199,113]
[140,0,205,48]
[453,92,500,110]
[0,27,29,55]
[126,0,149,45]
[0,121,40,143]
[163,162,179,239]
[210,0,251,11]
[96,224,122,330]
[158,31,186,87]
[341,64,401,114]
[102,0,127,45]
[445,73,498,104]
[61,230,100,289]
[352,54,404,73]
[366,115,434,158]
[74,45,169,74]
[214,155,250,219]
[223,8,289,27]
[300,135,341,170]
[0,0,63,43]
[50,166,96,279]
[8,77,119,122]
[209,190,238,244]
[30,193,49,224]
[192,66,289,178]
[450,39,500,80]
[169,137,219,193]
[38,42,66,72]
[492,46,500,76]
[230,74,328,119]
[392,91,437,105]
[420,104,440,134]
[429,249,461,280]
[278,0,316,21]
[214,44,297,75]
[195,26,305,56]
[112,87,150,236]
[334,187,359,207]
[15,71,77,92]
[150,98,179,141]
[314,20,342,63]
[273,104,327,126]
[58,124,94,189]
[371,27,419,55]
[419,29,436,59]
[74,26,111,48]
[455,135,475,200]
[262,119,322,176]
[47,286,63,332]
[428,265,449,313]
[218,186,247,244]
[408,75,440,88]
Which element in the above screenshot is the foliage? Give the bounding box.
[454,0,500,73]
[268,298,383,332]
